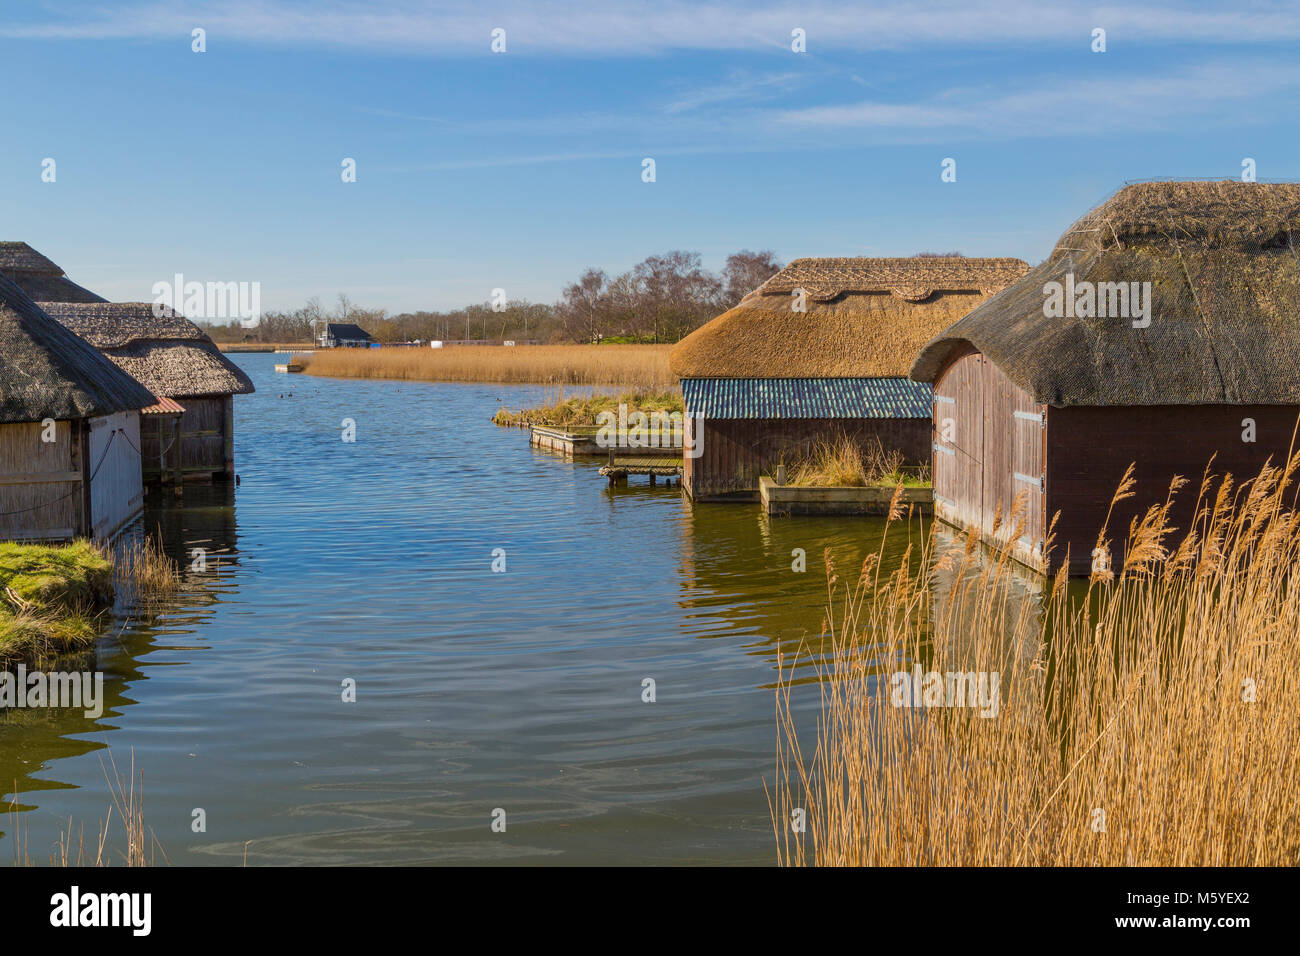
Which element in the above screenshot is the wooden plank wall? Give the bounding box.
[688,417,930,501]
[1046,404,1300,575]
[180,395,228,476]
[1009,382,1046,562]
[981,358,1046,566]
[0,420,83,540]
[932,350,983,534]
[88,411,144,540]
[140,412,184,482]
[140,414,163,480]
[933,349,1047,572]
[683,414,698,496]
[223,396,235,476]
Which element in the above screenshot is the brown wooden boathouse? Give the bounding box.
[911,180,1300,575]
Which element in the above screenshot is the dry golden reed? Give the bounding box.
[115,534,180,607]
[301,344,674,388]
[787,435,910,488]
[10,749,162,866]
[771,452,1300,866]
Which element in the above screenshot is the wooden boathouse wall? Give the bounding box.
[0,413,143,542]
[139,395,235,483]
[179,395,234,479]
[933,346,1300,576]
[0,419,83,540]
[931,347,1047,572]
[684,417,930,502]
[141,412,183,483]
[87,410,144,540]
[1046,404,1300,575]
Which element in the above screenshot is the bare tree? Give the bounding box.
[602,271,641,338]
[721,249,783,306]
[335,293,353,323]
[632,251,723,343]
[559,268,609,343]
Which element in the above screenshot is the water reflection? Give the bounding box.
[3,356,1062,866]
[1,484,240,853]
[930,525,1046,670]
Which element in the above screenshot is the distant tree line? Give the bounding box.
[556,249,782,344]
[199,249,784,345]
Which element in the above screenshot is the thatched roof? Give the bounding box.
[0,274,156,425]
[911,181,1300,406]
[0,241,107,304]
[671,257,1029,379]
[40,302,255,399]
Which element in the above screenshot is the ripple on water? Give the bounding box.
[1,357,919,865]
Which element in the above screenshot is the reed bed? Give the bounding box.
[114,533,181,609]
[786,435,925,487]
[772,454,1300,866]
[492,389,683,428]
[301,344,674,388]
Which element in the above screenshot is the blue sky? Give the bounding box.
[2,1,1298,313]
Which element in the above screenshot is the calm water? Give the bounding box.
[2,353,944,866]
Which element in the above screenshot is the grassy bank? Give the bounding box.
[1,537,180,666]
[301,344,674,388]
[492,390,683,428]
[772,456,1300,866]
[0,541,114,666]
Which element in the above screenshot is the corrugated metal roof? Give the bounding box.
[141,395,186,415]
[682,377,932,419]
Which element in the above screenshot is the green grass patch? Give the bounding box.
[874,471,931,489]
[0,540,114,667]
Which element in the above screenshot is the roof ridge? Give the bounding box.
[757,255,1031,302]
[0,241,64,276]
[0,273,157,422]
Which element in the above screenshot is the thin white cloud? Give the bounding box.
[356,107,452,125]
[664,70,804,114]
[395,150,641,172]
[349,56,1300,174]
[5,1,1300,53]
[390,143,749,172]
[377,57,1300,156]
[772,60,1300,138]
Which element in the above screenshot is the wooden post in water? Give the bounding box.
[223,395,235,478]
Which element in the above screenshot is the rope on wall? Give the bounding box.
[0,427,120,519]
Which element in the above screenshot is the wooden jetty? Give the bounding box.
[530,423,683,458]
[530,424,603,455]
[599,455,683,486]
[759,475,932,516]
